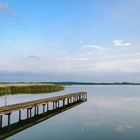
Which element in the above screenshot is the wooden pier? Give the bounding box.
[0,92,87,128]
[0,99,86,139]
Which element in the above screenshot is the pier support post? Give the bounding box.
[0,115,2,128]
[67,98,69,105]
[37,106,39,115]
[43,104,45,114]
[27,109,29,119]
[74,97,76,102]
[54,102,56,109]
[63,100,65,106]
[19,110,21,121]
[29,108,32,118]
[7,113,11,126]
[34,106,36,115]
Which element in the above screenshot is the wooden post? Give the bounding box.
[0,115,2,128]
[63,100,65,106]
[55,101,57,109]
[29,108,32,118]
[43,104,45,114]
[27,109,29,119]
[58,100,59,107]
[8,113,11,126]
[37,106,39,115]
[19,110,21,121]
[34,106,36,115]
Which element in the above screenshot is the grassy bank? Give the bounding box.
[0,84,64,96]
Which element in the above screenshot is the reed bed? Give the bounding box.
[0,84,64,96]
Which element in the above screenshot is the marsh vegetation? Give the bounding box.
[0,83,64,96]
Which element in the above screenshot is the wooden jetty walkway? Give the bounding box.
[0,92,87,128]
[0,100,86,140]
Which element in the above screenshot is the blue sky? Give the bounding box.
[0,0,140,82]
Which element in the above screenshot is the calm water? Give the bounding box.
[1,85,140,140]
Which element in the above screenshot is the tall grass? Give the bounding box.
[0,84,64,96]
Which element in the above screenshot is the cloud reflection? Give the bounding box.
[115,125,133,133]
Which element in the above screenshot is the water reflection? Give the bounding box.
[2,85,140,140]
[0,100,86,140]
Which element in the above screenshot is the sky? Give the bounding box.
[0,0,140,82]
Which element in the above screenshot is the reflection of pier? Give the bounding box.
[0,92,87,139]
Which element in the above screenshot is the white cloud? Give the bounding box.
[1,39,140,81]
[83,44,102,49]
[112,39,132,47]
[27,55,40,60]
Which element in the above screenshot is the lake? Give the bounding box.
[1,85,140,140]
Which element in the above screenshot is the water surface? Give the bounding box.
[1,85,140,140]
